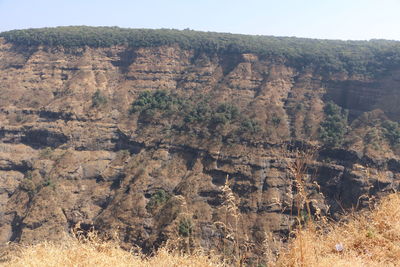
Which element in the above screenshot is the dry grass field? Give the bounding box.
[1,193,400,267]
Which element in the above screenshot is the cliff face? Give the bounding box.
[0,38,400,257]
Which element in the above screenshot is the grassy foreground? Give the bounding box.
[0,242,221,267]
[276,192,400,267]
[1,193,400,267]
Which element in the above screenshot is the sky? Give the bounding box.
[0,0,400,41]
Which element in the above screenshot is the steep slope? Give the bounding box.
[0,27,400,260]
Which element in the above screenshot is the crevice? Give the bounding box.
[21,129,69,149]
[9,213,23,242]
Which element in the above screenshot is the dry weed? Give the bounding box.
[0,222,221,267]
[219,175,259,266]
[0,239,222,267]
[275,193,400,267]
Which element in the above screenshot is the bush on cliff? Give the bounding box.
[130,90,261,140]
[382,119,400,146]
[210,103,239,125]
[130,90,183,114]
[92,89,107,108]
[319,101,348,147]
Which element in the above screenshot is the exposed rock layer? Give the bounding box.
[0,39,399,257]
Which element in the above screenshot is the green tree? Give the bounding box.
[130,90,182,114]
[319,102,348,147]
[211,103,239,125]
[382,120,400,146]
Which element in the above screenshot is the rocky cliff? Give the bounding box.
[0,28,400,259]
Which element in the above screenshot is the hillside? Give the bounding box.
[0,27,399,264]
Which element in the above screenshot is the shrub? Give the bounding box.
[42,179,53,188]
[319,101,348,147]
[211,103,239,125]
[271,114,281,126]
[92,89,107,107]
[184,101,212,123]
[382,120,400,146]
[130,91,182,114]
[240,118,261,133]
[178,218,193,237]
[364,128,381,149]
[146,189,170,212]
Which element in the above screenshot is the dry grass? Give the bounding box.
[275,193,400,267]
[1,193,400,266]
[0,240,221,267]
[0,225,221,267]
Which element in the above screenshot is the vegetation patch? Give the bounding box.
[130,90,263,143]
[92,89,107,108]
[211,104,239,125]
[146,189,171,212]
[239,118,261,134]
[382,119,400,146]
[178,218,194,237]
[130,90,183,114]
[2,26,400,76]
[184,99,212,123]
[319,101,348,147]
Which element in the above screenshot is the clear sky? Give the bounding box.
[1,0,399,40]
